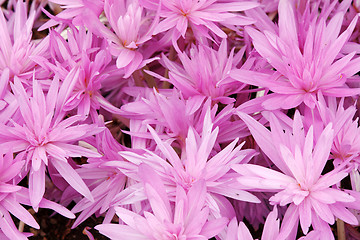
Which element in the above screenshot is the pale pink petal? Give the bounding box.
[199,217,228,238]
[236,222,253,240]
[116,48,136,69]
[262,206,279,240]
[278,204,299,240]
[329,204,358,225]
[95,224,148,240]
[312,123,333,178]
[310,198,334,224]
[139,164,172,222]
[0,212,28,240]
[299,199,312,234]
[29,164,46,210]
[51,158,94,202]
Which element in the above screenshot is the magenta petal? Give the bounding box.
[0,183,21,193]
[261,94,304,110]
[329,204,357,225]
[199,217,228,238]
[123,51,143,78]
[278,204,299,240]
[139,164,172,222]
[262,207,279,240]
[51,158,94,202]
[237,222,253,240]
[0,212,28,240]
[38,198,75,219]
[29,165,45,210]
[95,224,148,240]
[2,197,39,229]
[116,48,136,69]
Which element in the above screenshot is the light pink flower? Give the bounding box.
[120,88,207,142]
[121,88,249,146]
[148,40,246,103]
[141,0,258,43]
[0,77,103,209]
[96,164,228,240]
[85,0,159,77]
[0,1,49,80]
[68,128,144,228]
[231,0,360,110]
[0,151,75,239]
[233,111,357,239]
[119,107,259,220]
[40,0,104,29]
[37,26,124,120]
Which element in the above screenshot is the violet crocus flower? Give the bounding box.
[148,40,246,104]
[96,164,228,240]
[85,0,159,78]
[0,77,103,210]
[233,111,357,239]
[36,26,124,120]
[119,107,259,220]
[67,128,143,228]
[0,151,75,240]
[0,1,48,80]
[120,88,207,142]
[140,0,258,43]
[311,95,360,167]
[231,0,360,110]
[39,0,104,29]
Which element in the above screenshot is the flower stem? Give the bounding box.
[337,218,345,240]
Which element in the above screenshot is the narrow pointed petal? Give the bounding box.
[52,158,94,202]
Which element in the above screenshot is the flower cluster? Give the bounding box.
[1,0,360,239]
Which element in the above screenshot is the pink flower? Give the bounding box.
[119,107,259,220]
[0,77,103,209]
[0,1,48,80]
[40,0,104,29]
[301,94,360,167]
[233,111,358,239]
[317,96,360,166]
[148,40,246,103]
[96,164,228,240]
[141,0,258,43]
[231,0,360,110]
[121,88,248,146]
[120,88,207,142]
[68,128,140,228]
[37,26,124,120]
[85,0,159,77]
[0,151,74,239]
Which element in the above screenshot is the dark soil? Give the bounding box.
[22,208,109,240]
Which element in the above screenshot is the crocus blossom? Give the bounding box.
[96,164,228,240]
[0,77,102,209]
[1,0,360,239]
[233,111,358,239]
[231,0,360,110]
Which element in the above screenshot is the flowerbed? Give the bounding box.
[1,0,360,239]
